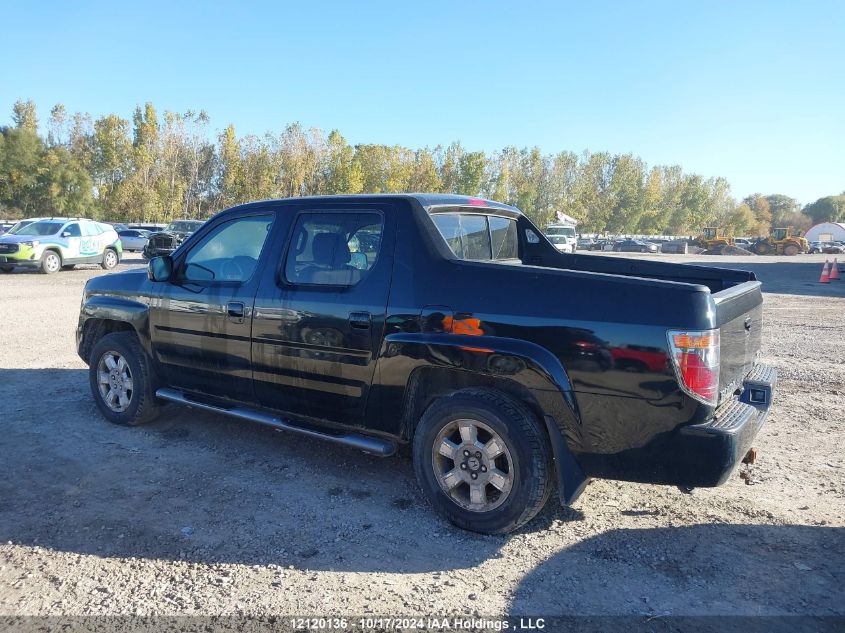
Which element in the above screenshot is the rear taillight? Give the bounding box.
[667,329,720,405]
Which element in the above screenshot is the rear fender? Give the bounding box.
[386,333,588,503]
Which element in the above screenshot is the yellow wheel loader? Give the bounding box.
[752,228,809,256]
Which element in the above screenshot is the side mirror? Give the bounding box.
[148,256,173,282]
[61,231,71,238]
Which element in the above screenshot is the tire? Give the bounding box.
[754,242,770,255]
[89,331,161,426]
[101,248,119,270]
[0,265,13,273]
[412,388,553,534]
[40,250,61,274]
[784,244,799,256]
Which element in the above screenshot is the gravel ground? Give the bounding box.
[0,253,843,618]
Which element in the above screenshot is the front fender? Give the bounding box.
[78,295,151,359]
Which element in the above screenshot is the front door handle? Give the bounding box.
[349,311,371,329]
[227,301,245,323]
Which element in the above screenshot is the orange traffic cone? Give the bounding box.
[831,258,840,281]
[819,260,830,283]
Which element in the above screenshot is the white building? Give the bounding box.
[805,222,845,243]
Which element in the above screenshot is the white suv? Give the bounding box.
[0,218,123,274]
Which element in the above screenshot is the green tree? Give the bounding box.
[37,146,95,216]
[804,194,845,223]
[12,100,38,133]
[0,125,44,216]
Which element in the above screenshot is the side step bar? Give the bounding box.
[155,388,396,457]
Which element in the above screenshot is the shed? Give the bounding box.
[805,222,845,243]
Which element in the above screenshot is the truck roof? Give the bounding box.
[232,193,523,216]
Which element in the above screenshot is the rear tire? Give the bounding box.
[101,248,118,270]
[754,242,770,255]
[40,250,61,274]
[784,244,799,256]
[89,332,161,426]
[412,388,553,534]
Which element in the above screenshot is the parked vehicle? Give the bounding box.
[77,194,775,534]
[809,241,845,254]
[613,239,660,253]
[0,218,122,273]
[577,237,596,250]
[545,222,577,253]
[143,220,205,259]
[129,223,167,233]
[117,229,151,252]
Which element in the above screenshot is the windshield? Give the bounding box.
[165,221,203,233]
[16,221,65,236]
[548,236,569,244]
[6,220,36,235]
[546,226,576,238]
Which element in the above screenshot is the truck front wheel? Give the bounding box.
[89,332,161,426]
[412,388,553,534]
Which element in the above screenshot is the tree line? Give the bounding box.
[1,99,841,234]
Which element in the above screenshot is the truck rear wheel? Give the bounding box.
[89,332,161,426]
[412,388,553,534]
[754,242,770,255]
[101,248,119,269]
[784,244,799,256]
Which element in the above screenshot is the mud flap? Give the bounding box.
[543,415,589,505]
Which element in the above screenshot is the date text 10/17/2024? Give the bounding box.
[289,617,546,631]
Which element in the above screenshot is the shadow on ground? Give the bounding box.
[689,260,845,297]
[0,368,579,573]
[509,524,844,616]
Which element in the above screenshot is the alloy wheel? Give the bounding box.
[431,418,514,512]
[96,351,134,413]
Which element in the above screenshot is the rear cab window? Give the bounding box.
[431,212,519,262]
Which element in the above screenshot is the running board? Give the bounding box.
[155,388,396,457]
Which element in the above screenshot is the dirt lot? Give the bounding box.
[0,253,843,618]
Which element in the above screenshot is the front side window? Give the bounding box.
[182,214,273,282]
[285,212,383,286]
[431,213,519,261]
[64,223,81,237]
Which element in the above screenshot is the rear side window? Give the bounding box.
[431,213,519,261]
[489,216,518,259]
[285,212,383,286]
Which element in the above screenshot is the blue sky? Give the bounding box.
[2,0,842,204]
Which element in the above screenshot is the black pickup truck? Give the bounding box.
[77,194,776,534]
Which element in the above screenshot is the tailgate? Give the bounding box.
[713,280,763,403]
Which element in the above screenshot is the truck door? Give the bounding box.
[251,205,395,427]
[148,211,276,402]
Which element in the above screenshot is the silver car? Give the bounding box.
[117,229,150,252]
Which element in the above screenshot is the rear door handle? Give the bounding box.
[349,311,371,329]
[227,301,245,323]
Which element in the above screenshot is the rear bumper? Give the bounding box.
[674,363,777,486]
